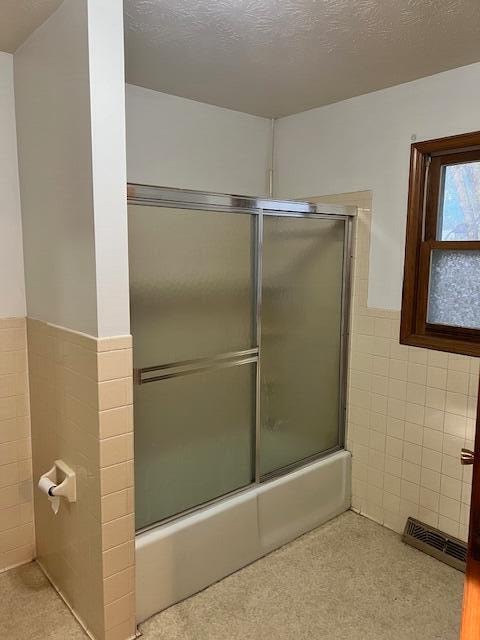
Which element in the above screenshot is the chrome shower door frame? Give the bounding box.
[128,183,355,531]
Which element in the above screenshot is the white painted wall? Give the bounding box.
[126,83,272,197]
[14,0,97,335]
[274,62,480,310]
[0,52,25,318]
[14,0,128,337]
[88,0,129,337]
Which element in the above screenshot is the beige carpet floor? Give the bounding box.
[0,561,86,640]
[141,511,464,640]
[0,511,465,640]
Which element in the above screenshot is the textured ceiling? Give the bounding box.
[124,0,480,118]
[0,0,63,53]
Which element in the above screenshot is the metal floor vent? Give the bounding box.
[402,517,467,572]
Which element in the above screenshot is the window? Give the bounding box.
[400,131,480,356]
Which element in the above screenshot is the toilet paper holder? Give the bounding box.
[41,459,77,502]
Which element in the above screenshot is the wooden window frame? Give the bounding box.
[400,130,480,357]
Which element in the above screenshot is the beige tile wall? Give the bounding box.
[98,340,135,640]
[346,204,477,542]
[0,317,34,572]
[28,319,135,640]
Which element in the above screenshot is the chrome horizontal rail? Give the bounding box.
[135,348,259,385]
[137,356,258,384]
[127,183,356,217]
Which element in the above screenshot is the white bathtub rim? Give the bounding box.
[136,448,351,547]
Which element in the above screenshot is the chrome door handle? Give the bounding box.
[461,448,475,465]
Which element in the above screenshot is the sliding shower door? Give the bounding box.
[128,189,351,531]
[260,216,346,477]
[129,205,257,529]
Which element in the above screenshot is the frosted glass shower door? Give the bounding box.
[129,197,350,526]
[260,216,346,476]
[129,205,254,364]
[129,205,256,528]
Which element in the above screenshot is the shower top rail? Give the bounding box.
[127,183,356,218]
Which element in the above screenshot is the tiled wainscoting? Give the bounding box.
[27,319,135,640]
[0,317,34,572]
[347,206,478,542]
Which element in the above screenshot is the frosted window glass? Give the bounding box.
[428,250,480,329]
[134,363,255,529]
[439,163,480,240]
[128,205,253,367]
[260,217,345,476]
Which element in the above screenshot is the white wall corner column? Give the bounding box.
[88,0,130,338]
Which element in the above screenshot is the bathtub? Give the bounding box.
[135,449,351,623]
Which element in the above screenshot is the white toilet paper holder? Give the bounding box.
[41,460,77,502]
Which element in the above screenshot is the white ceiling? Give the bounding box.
[0,0,63,53]
[3,1,479,118]
[124,0,480,118]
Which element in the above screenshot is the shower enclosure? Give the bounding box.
[128,185,354,620]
